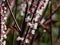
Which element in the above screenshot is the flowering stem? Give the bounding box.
[20,2,28,36]
[22,0,40,43]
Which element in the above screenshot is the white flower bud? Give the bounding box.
[17,37,24,41]
[2,3,5,6]
[21,3,26,11]
[25,39,29,43]
[32,8,35,13]
[28,1,31,5]
[4,7,7,10]
[43,30,46,32]
[1,22,5,24]
[28,10,31,14]
[4,11,7,14]
[0,38,3,42]
[2,41,6,45]
[33,23,38,29]
[2,0,5,1]
[4,25,7,30]
[2,31,6,34]
[34,15,40,21]
[1,10,3,12]
[27,23,33,27]
[4,17,7,20]
[4,35,7,39]
[1,25,4,29]
[25,16,31,22]
[31,30,35,34]
[36,9,43,15]
[40,18,45,24]
[20,11,24,16]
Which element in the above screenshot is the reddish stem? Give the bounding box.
[7,26,18,32]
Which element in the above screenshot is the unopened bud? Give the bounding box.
[25,39,29,43]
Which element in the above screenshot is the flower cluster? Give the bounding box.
[1,0,8,45]
[17,0,49,44]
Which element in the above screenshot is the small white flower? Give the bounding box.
[33,23,38,29]
[4,7,7,10]
[4,26,7,30]
[31,30,35,34]
[2,41,6,45]
[2,30,6,34]
[4,35,7,39]
[43,30,46,32]
[20,11,24,16]
[2,0,5,1]
[21,3,26,11]
[0,38,3,42]
[27,23,33,27]
[4,11,6,14]
[17,37,24,41]
[32,8,35,12]
[4,17,7,20]
[17,37,21,41]
[1,25,4,29]
[25,16,31,22]
[1,22,5,24]
[28,1,31,5]
[1,10,3,12]
[40,18,45,24]
[2,3,4,6]
[34,15,40,21]
[36,9,43,15]
[25,39,29,43]
[28,10,31,14]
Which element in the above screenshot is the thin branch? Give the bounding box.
[38,3,60,37]
[44,3,60,25]
[12,0,18,45]
[7,26,18,32]
[43,19,56,25]
[6,0,21,32]
[48,2,60,19]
